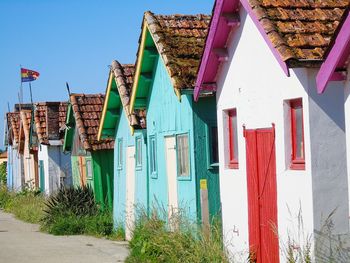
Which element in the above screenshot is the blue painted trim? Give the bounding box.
[117,138,123,170]
[176,132,192,181]
[149,134,157,179]
[135,135,142,171]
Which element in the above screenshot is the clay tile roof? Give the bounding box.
[144,11,211,90]
[20,110,32,135]
[111,61,146,129]
[248,0,349,61]
[70,93,114,151]
[6,112,20,145]
[34,102,68,145]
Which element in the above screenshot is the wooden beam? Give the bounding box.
[202,82,217,92]
[107,109,120,119]
[222,12,240,27]
[330,70,347,81]
[134,97,147,108]
[102,128,115,137]
[140,72,153,83]
[213,48,229,62]
[144,47,158,58]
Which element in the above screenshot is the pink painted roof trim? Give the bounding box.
[240,0,290,77]
[194,0,290,101]
[194,0,239,101]
[316,11,350,94]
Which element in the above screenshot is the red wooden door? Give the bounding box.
[245,126,279,263]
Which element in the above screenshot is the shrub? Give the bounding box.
[47,214,85,235]
[41,185,98,227]
[0,162,7,186]
[126,209,229,263]
[41,186,119,239]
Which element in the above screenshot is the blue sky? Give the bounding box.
[0,0,214,149]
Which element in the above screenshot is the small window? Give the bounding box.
[228,109,239,169]
[149,135,157,176]
[135,136,142,168]
[290,99,305,170]
[117,139,123,170]
[86,159,93,179]
[207,124,219,168]
[176,134,190,177]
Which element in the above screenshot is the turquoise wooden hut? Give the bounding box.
[63,94,114,210]
[129,11,221,227]
[98,62,147,239]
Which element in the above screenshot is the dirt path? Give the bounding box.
[0,210,129,263]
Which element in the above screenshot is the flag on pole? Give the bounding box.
[21,68,40,82]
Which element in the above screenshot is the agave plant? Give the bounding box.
[42,185,98,226]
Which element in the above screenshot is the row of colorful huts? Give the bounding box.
[4,1,350,261]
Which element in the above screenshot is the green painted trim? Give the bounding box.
[98,71,114,141]
[39,160,45,193]
[205,123,219,170]
[63,104,75,152]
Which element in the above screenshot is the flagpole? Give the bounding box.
[19,65,23,104]
[29,82,34,105]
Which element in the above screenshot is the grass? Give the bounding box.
[41,211,121,239]
[0,186,45,224]
[126,208,229,263]
[0,186,124,240]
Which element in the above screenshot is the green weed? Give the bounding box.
[126,208,229,263]
[0,186,45,224]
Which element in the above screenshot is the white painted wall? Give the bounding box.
[23,138,36,188]
[7,145,23,192]
[38,144,72,196]
[345,63,350,229]
[215,9,314,260]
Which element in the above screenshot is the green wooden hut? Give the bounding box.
[63,93,114,210]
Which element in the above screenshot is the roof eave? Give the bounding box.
[316,11,350,94]
[194,0,249,101]
[98,70,114,141]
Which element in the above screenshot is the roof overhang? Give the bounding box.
[63,104,75,152]
[129,22,159,127]
[98,70,122,140]
[194,0,295,101]
[316,11,350,94]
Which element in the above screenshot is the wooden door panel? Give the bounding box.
[165,136,178,224]
[245,127,279,263]
[245,130,261,261]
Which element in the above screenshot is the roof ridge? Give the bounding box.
[143,11,211,90]
[70,94,91,150]
[249,0,296,61]
[111,60,143,128]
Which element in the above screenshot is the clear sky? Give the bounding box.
[0,0,214,149]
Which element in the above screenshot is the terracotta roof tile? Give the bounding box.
[20,110,32,134]
[144,12,211,90]
[248,0,349,61]
[70,94,114,151]
[34,102,68,145]
[6,112,20,145]
[110,61,146,129]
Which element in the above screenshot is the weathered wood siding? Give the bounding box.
[92,150,114,210]
[192,96,221,223]
[146,57,197,220]
[113,108,148,229]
